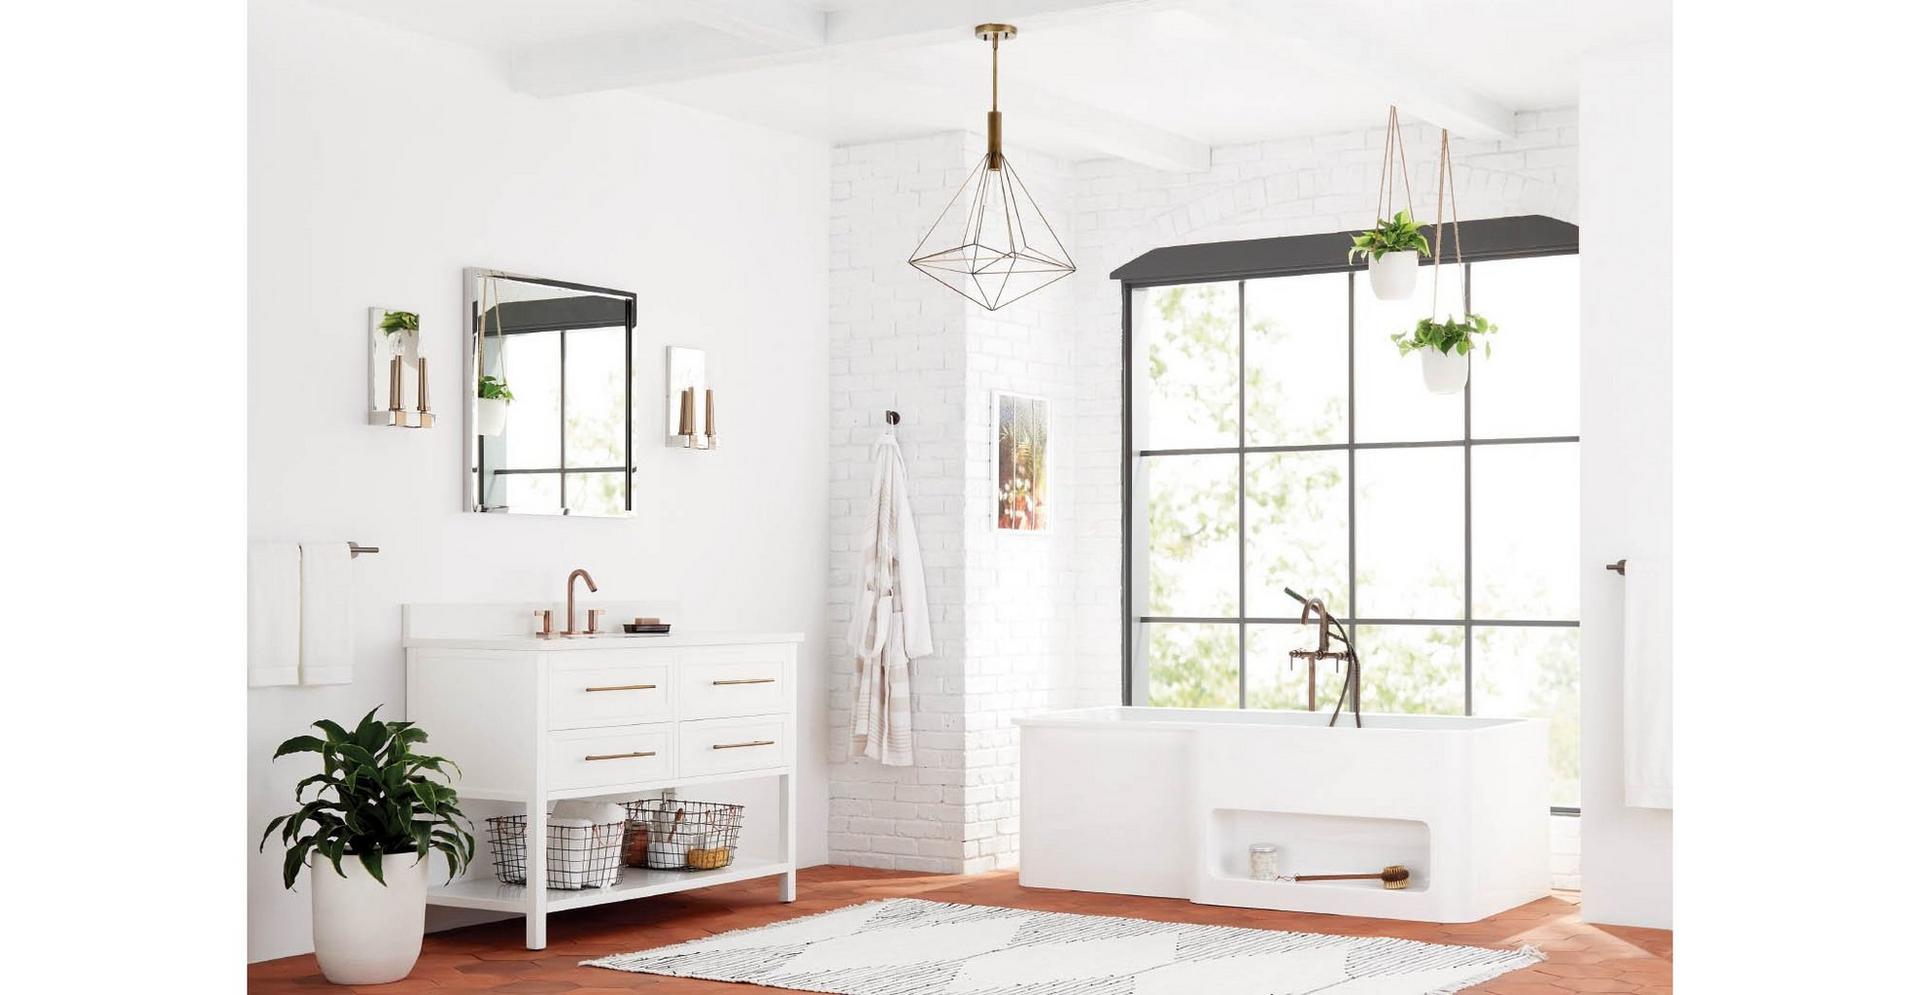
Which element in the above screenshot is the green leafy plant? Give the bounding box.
[1392,313,1498,357]
[259,707,475,889]
[378,310,419,336]
[477,375,514,403]
[1347,209,1432,263]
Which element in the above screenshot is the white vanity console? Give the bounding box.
[403,605,801,949]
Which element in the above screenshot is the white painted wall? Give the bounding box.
[1576,37,1674,929]
[248,0,830,962]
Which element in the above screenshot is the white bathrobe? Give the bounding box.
[848,430,932,766]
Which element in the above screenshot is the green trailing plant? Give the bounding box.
[259,707,475,889]
[378,310,419,336]
[1392,313,1498,358]
[1347,209,1432,263]
[477,375,514,403]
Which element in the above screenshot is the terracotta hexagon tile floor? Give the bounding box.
[248,866,1671,994]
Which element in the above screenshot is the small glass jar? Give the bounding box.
[1248,843,1281,881]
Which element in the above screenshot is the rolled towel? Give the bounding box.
[551,801,626,886]
[547,817,591,889]
[552,800,626,824]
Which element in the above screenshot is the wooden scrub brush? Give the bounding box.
[1288,865,1411,890]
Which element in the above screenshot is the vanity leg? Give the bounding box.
[779,771,797,902]
[526,797,549,950]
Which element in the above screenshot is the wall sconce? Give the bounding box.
[667,346,715,450]
[368,307,433,428]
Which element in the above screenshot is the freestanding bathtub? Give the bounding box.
[1016,706,1548,923]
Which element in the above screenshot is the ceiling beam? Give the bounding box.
[867,51,1210,173]
[665,0,825,50]
[510,0,1177,96]
[1193,0,1517,140]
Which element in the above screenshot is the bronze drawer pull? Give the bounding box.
[584,750,657,761]
[585,683,658,692]
[711,678,775,686]
[711,740,775,750]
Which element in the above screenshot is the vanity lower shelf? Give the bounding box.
[428,855,795,914]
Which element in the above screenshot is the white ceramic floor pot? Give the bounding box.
[475,397,509,437]
[311,853,427,985]
[1420,346,1471,394]
[1367,250,1420,300]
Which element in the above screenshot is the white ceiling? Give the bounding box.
[312,0,1667,168]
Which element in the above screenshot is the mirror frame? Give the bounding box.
[462,267,639,517]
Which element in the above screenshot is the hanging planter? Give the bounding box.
[1392,315,1496,395]
[1392,129,1497,394]
[474,277,513,437]
[1349,106,1431,300]
[1350,211,1429,299]
[476,375,513,436]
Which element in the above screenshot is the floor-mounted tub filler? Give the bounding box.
[1016,706,1549,923]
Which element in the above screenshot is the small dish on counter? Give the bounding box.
[623,623,672,635]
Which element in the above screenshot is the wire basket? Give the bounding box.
[622,798,743,870]
[485,815,626,889]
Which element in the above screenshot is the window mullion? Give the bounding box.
[1236,279,1248,710]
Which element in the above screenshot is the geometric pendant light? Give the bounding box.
[908,23,1075,311]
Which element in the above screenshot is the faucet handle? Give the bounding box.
[587,608,607,635]
[533,609,554,637]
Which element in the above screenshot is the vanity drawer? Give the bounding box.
[678,717,788,777]
[548,660,674,731]
[548,724,675,791]
[679,655,789,719]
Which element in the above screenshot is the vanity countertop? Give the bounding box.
[404,630,805,652]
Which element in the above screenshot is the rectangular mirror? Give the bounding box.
[463,269,638,516]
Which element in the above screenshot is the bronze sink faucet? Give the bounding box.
[563,568,599,636]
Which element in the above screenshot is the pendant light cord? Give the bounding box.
[991,35,999,111]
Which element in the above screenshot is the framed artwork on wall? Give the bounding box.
[992,390,1050,534]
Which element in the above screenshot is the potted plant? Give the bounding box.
[379,310,420,363]
[260,708,475,986]
[1391,313,1497,394]
[1348,209,1431,300]
[475,374,513,437]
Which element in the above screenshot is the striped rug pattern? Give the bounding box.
[584,898,1544,994]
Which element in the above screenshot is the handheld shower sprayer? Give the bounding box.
[1284,585,1362,728]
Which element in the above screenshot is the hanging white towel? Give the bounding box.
[1623,556,1672,809]
[299,541,354,686]
[848,430,932,766]
[248,541,300,687]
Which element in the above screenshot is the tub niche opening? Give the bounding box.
[1210,809,1432,894]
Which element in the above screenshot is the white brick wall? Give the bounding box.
[828,133,1077,872]
[830,108,1582,878]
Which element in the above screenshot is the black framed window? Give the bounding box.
[1117,216,1582,810]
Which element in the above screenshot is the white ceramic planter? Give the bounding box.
[1420,346,1471,394]
[1367,250,1420,300]
[475,397,509,437]
[311,853,427,985]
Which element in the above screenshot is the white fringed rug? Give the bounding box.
[584,898,1543,994]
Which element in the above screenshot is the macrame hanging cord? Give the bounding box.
[1429,129,1465,319]
[1374,105,1415,224]
[477,274,507,393]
